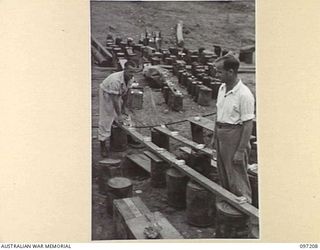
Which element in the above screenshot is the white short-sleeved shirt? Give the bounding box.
[216,79,255,124]
[100,71,134,95]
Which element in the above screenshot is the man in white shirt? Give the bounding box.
[214,54,255,203]
[98,61,136,158]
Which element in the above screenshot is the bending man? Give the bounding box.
[98,61,136,157]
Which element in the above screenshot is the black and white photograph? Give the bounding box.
[91,0,258,240]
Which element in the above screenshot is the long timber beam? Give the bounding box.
[91,35,113,60]
[120,124,259,220]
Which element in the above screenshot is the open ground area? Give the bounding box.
[91,0,256,240]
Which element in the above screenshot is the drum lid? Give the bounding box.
[108,177,132,189]
[216,200,243,218]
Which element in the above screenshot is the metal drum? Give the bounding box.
[128,89,143,110]
[186,180,215,227]
[248,216,259,239]
[215,200,248,238]
[248,166,258,208]
[110,125,128,152]
[166,168,188,209]
[97,158,122,195]
[106,177,133,215]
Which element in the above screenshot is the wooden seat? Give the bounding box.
[153,126,216,158]
[179,146,217,168]
[126,153,151,174]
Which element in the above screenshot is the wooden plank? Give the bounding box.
[91,35,113,60]
[91,45,109,66]
[154,126,216,158]
[143,150,163,163]
[126,212,183,239]
[238,69,255,74]
[188,116,256,141]
[146,212,183,239]
[114,197,151,221]
[158,64,173,70]
[179,146,217,168]
[188,116,215,131]
[120,125,259,220]
[113,197,152,239]
[126,153,151,173]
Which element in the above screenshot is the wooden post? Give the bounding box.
[186,77,194,94]
[194,82,203,102]
[202,76,211,87]
[178,70,185,84]
[181,72,188,86]
[176,21,184,47]
[170,55,177,64]
[190,81,197,97]
[190,123,204,144]
[151,129,170,151]
[144,151,169,188]
[169,47,178,56]
[198,86,212,106]
[188,150,212,177]
[173,93,183,112]
[213,45,222,57]
[165,57,173,65]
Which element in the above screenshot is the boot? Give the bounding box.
[100,140,108,158]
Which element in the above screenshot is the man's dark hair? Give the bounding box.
[124,60,136,69]
[215,54,240,73]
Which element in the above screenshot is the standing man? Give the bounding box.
[98,61,136,158]
[214,54,255,203]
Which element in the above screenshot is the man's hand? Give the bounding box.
[117,115,124,124]
[233,150,245,165]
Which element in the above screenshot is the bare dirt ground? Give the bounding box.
[91,0,255,240]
